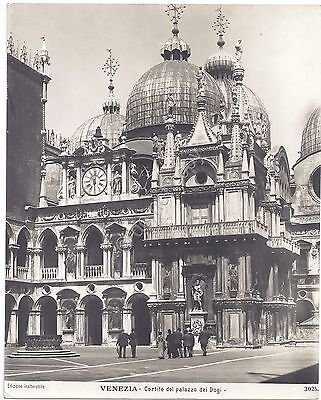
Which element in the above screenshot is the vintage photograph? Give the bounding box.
[4,3,320,399]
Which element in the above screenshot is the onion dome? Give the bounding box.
[125,5,223,137]
[300,106,321,159]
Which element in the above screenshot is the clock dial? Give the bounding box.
[82,167,107,196]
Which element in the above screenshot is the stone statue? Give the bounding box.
[227,264,239,293]
[112,170,122,195]
[192,279,204,311]
[108,299,122,330]
[64,307,75,330]
[68,174,76,199]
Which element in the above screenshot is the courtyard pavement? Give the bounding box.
[4,344,319,383]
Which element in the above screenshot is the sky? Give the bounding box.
[7,3,321,167]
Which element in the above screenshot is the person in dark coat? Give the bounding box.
[183,328,195,357]
[198,326,212,356]
[173,328,183,358]
[129,329,137,358]
[116,329,129,358]
[166,329,177,358]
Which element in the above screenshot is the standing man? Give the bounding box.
[198,326,212,356]
[129,329,137,358]
[173,327,183,358]
[183,328,195,357]
[166,329,176,358]
[116,329,129,358]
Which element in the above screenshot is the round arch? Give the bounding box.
[17,296,34,346]
[5,294,17,344]
[127,293,151,345]
[182,158,217,186]
[35,296,57,335]
[80,295,103,345]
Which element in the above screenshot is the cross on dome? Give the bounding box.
[102,48,120,92]
[165,4,186,35]
[212,6,230,48]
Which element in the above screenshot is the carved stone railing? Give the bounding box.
[267,236,300,255]
[25,335,63,350]
[131,262,152,278]
[16,266,28,280]
[41,267,58,280]
[144,220,269,241]
[5,265,10,278]
[85,265,103,278]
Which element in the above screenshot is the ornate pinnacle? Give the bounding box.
[165,4,186,36]
[102,49,119,93]
[212,6,230,48]
[7,33,15,55]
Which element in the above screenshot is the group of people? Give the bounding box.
[157,326,213,359]
[116,329,137,358]
[117,326,213,360]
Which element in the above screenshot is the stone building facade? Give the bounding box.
[5,8,319,348]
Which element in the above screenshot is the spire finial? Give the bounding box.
[212,6,230,48]
[102,48,120,94]
[165,4,186,36]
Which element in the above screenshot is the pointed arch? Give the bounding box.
[83,225,103,267]
[6,222,15,244]
[36,227,59,248]
[81,224,104,244]
[16,227,31,268]
[16,226,31,244]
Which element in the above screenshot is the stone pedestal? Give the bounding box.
[62,329,74,346]
[190,310,208,350]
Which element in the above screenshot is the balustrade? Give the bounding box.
[41,267,58,280]
[16,266,28,280]
[131,263,152,278]
[267,236,300,255]
[84,265,103,278]
[144,220,269,241]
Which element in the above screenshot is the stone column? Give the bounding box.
[149,308,158,347]
[102,309,109,345]
[239,255,246,297]
[33,248,42,280]
[76,162,81,200]
[26,248,33,280]
[28,310,41,335]
[273,264,279,298]
[245,253,252,293]
[177,258,184,298]
[76,246,86,279]
[56,246,66,280]
[75,309,85,345]
[61,162,68,205]
[151,259,157,298]
[101,243,112,278]
[249,193,255,220]
[219,189,224,222]
[122,240,132,278]
[266,266,274,301]
[221,257,228,296]
[123,308,131,334]
[57,309,64,335]
[175,195,181,225]
[121,156,127,194]
[7,309,18,345]
[243,190,249,220]
[216,256,222,294]
[9,244,19,279]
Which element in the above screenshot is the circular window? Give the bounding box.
[311,166,320,199]
[87,283,96,293]
[134,282,144,292]
[195,171,207,185]
[298,290,307,299]
[42,285,51,295]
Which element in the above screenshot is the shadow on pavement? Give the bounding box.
[263,364,319,384]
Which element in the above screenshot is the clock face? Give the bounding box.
[82,167,107,196]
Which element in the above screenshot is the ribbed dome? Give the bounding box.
[125,61,223,134]
[205,49,236,79]
[71,112,125,150]
[301,106,321,159]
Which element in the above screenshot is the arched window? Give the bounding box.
[42,231,58,268]
[6,230,10,265]
[86,229,103,266]
[17,231,28,267]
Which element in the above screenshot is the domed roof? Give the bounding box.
[205,49,236,79]
[125,61,223,134]
[71,112,125,150]
[301,106,321,159]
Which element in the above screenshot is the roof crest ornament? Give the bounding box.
[102,49,120,114]
[165,4,186,36]
[212,6,230,49]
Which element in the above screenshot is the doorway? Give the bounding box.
[85,296,102,345]
[18,296,33,345]
[40,297,57,335]
[131,294,151,345]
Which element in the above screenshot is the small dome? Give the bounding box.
[205,49,236,79]
[301,106,321,159]
[70,112,125,150]
[125,61,223,135]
